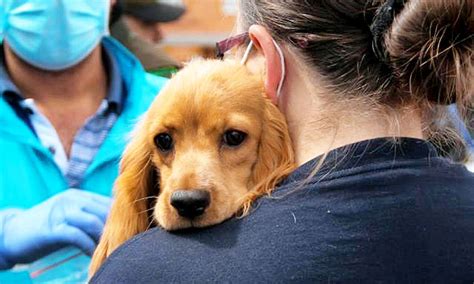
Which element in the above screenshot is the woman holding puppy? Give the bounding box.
[91,0,474,282]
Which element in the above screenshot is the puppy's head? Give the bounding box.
[126,59,294,230]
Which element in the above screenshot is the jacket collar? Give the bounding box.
[0,40,125,114]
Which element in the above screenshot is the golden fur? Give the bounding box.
[89,59,294,275]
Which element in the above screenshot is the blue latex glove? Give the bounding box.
[0,189,111,270]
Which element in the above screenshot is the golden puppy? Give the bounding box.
[90,59,294,274]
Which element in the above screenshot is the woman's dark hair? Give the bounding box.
[239,0,473,160]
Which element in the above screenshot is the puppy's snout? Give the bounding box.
[170,190,210,219]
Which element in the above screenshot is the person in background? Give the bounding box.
[0,0,166,278]
[448,105,474,171]
[428,104,474,171]
[91,0,473,282]
[110,0,186,78]
[466,109,474,171]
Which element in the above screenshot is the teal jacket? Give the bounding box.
[0,37,166,208]
[0,37,166,282]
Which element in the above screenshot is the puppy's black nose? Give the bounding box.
[170,190,210,219]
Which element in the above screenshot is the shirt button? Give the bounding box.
[24,108,34,115]
[48,146,56,155]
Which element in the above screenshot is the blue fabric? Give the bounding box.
[0,36,166,210]
[91,138,474,283]
[65,101,118,187]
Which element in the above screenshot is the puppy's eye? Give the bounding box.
[223,130,247,147]
[154,133,173,152]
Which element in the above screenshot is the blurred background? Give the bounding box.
[111,0,237,77]
[160,0,236,61]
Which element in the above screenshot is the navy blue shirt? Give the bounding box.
[91,138,474,283]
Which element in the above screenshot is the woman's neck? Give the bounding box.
[282,64,424,166]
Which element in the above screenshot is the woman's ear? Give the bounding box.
[89,120,158,276]
[248,24,284,105]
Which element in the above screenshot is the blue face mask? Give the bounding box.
[1,0,109,71]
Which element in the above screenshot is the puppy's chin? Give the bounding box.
[153,204,236,231]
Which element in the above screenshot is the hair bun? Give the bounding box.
[386,0,473,105]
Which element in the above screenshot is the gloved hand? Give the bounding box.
[0,189,111,269]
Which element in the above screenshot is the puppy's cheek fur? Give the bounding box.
[196,185,247,227]
[193,162,256,227]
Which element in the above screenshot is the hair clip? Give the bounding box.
[288,33,311,49]
[370,0,405,62]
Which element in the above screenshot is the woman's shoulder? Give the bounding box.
[91,138,474,283]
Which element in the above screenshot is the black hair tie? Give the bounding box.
[370,0,405,62]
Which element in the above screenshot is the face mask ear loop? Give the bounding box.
[240,41,253,65]
[272,39,286,98]
[241,39,285,99]
[103,0,111,36]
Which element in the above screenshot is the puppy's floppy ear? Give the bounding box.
[89,119,158,276]
[241,99,295,215]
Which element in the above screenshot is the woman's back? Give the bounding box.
[91,138,474,283]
